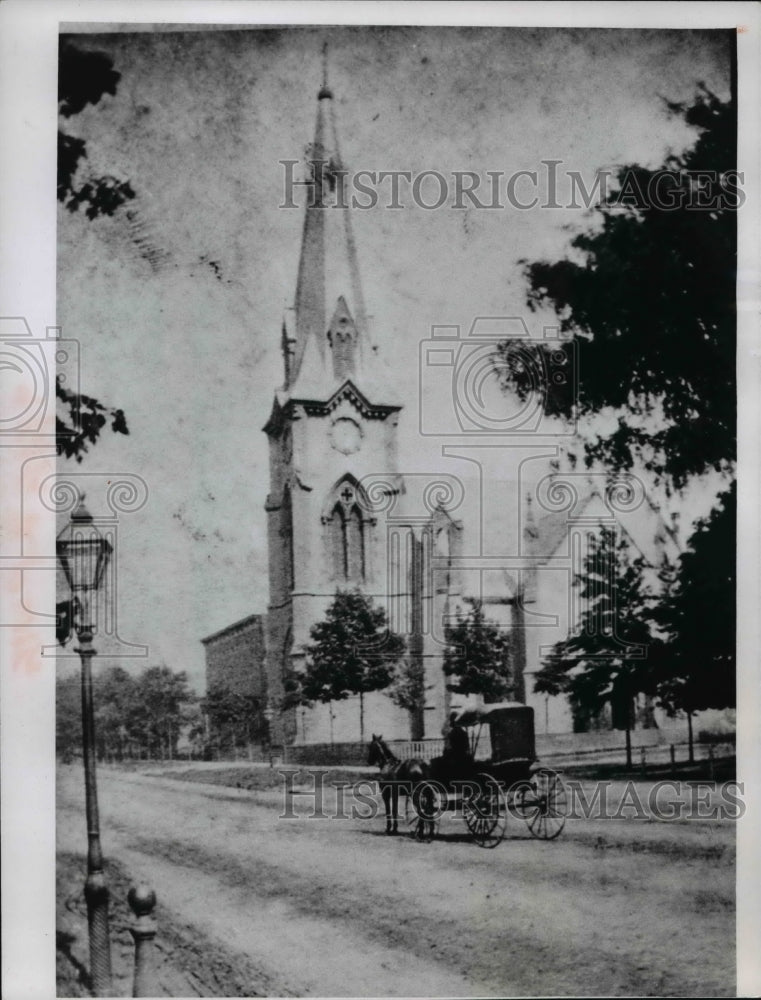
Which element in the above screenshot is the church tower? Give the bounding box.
[263,64,405,746]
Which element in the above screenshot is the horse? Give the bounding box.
[367,734,433,837]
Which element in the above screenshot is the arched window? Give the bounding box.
[330,503,348,579]
[347,505,365,580]
[326,486,366,582]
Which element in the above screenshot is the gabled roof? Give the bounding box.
[264,378,400,436]
[531,494,595,562]
[529,483,681,567]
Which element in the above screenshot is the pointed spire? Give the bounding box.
[318,41,333,101]
[287,55,368,394]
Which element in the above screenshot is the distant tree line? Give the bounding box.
[57,665,200,762]
[56,665,270,762]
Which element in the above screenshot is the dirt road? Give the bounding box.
[57,765,734,997]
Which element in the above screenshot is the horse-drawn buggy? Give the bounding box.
[369,702,567,847]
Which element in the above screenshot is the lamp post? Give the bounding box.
[57,495,113,997]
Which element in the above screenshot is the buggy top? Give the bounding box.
[451,702,536,765]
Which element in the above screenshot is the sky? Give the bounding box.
[56,25,731,689]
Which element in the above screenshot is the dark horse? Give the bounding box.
[367,734,432,836]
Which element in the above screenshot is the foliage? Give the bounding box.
[654,482,735,714]
[56,382,129,464]
[443,599,513,703]
[497,88,736,492]
[202,685,263,750]
[298,589,405,740]
[93,665,138,760]
[56,40,132,462]
[301,590,405,704]
[56,664,197,761]
[58,39,135,219]
[534,528,656,729]
[501,87,737,719]
[387,655,426,715]
[136,666,195,757]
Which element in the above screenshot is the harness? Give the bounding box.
[372,738,402,776]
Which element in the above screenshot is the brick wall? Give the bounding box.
[202,614,266,699]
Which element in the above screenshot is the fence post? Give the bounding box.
[639,746,647,778]
[670,744,676,777]
[128,885,157,998]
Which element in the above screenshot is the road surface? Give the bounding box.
[57,765,734,997]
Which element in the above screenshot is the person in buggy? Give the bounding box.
[431,711,474,783]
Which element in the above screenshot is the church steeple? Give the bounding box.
[287,52,368,392]
[263,56,404,750]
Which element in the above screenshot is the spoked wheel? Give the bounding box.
[516,768,567,840]
[405,781,444,842]
[463,773,507,848]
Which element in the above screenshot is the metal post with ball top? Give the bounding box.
[57,494,114,997]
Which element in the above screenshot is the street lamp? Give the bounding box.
[57,494,113,997]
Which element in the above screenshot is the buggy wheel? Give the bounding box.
[518,769,567,840]
[510,779,537,820]
[463,773,507,849]
[404,781,443,842]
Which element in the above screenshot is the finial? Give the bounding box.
[318,41,333,100]
[128,884,157,917]
[71,492,94,523]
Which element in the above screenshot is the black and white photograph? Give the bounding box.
[1,2,759,997]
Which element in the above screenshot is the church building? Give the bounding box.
[203,69,681,749]
[261,69,422,746]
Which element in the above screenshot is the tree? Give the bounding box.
[93,665,138,762]
[499,87,737,718]
[498,87,735,491]
[180,702,207,758]
[443,599,513,703]
[56,663,198,761]
[58,39,135,219]
[131,666,195,759]
[56,385,129,464]
[534,528,656,766]
[202,685,262,754]
[57,38,132,463]
[387,654,426,739]
[300,589,405,743]
[653,482,735,759]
